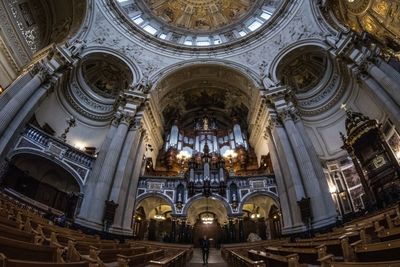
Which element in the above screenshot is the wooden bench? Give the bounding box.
[0,253,89,267]
[0,223,38,243]
[147,250,188,267]
[375,217,400,241]
[353,239,400,262]
[88,246,147,264]
[117,249,165,267]
[282,239,343,258]
[265,244,327,265]
[318,254,400,267]
[225,249,266,267]
[0,236,63,263]
[248,249,300,267]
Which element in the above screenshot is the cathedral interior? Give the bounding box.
[0,0,400,266]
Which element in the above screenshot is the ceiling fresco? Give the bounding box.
[142,0,258,32]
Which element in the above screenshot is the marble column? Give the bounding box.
[364,61,400,106]
[269,113,305,233]
[374,58,400,87]
[121,134,146,230]
[109,116,143,235]
[0,70,35,110]
[0,67,48,138]
[358,73,400,130]
[77,120,118,225]
[292,110,337,220]
[279,109,333,228]
[265,128,293,231]
[80,113,131,228]
[0,81,53,160]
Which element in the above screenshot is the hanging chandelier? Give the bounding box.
[153,203,166,221]
[201,213,214,224]
[202,198,214,224]
[250,205,260,220]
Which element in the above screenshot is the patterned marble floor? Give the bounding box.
[189,248,228,267]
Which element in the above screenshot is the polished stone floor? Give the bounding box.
[189,248,228,267]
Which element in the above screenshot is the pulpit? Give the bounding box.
[341,111,400,208]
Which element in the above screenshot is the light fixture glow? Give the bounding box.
[223,149,238,159]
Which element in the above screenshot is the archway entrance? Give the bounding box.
[132,196,173,241]
[2,154,82,219]
[187,197,228,248]
[242,194,281,240]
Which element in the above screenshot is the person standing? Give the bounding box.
[201,235,210,265]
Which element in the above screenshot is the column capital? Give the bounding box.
[267,111,282,131]
[130,115,144,131]
[129,75,152,94]
[116,91,147,111]
[29,63,52,82]
[24,44,75,81]
[290,107,302,122]
[278,108,292,122]
[262,85,291,102]
[263,127,272,141]
[120,113,134,126]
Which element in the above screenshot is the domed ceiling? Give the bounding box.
[116,0,283,47]
[326,0,400,52]
[141,0,258,32]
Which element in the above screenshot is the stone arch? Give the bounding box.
[268,40,352,118]
[150,59,262,93]
[0,0,90,56]
[268,40,330,83]
[8,150,84,192]
[79,47,142,88]
[54,48,142,128]
[183,196,231,225]
[134,192,176,215]
[149,61,262,130]
[183,194,232,216]
[238,191,280,214]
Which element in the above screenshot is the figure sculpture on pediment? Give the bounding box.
[133,76,152,94]
[263,76,280,89]
[66,39,86,57]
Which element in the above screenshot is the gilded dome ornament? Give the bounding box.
[344,0,371,15]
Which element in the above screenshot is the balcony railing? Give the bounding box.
[12,124,95,184]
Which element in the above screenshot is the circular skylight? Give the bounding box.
[115,0,282,47]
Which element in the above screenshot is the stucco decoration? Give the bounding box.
[81,53,133,98]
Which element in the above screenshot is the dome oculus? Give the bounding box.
[116,0,281,47]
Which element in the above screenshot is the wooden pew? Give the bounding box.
[147,250,188,267]
[0,253,89,267]
[0,236,63,263]
[281,239,342,258]
[88,246,147,264]
[0,223,39,243]
[318,254,400,267]
[374,216,400,241]
[353,239,400,262]
[224,249,266,267]
[265,244,327,265]
[117,249,165,267]
[248,249,300,267]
